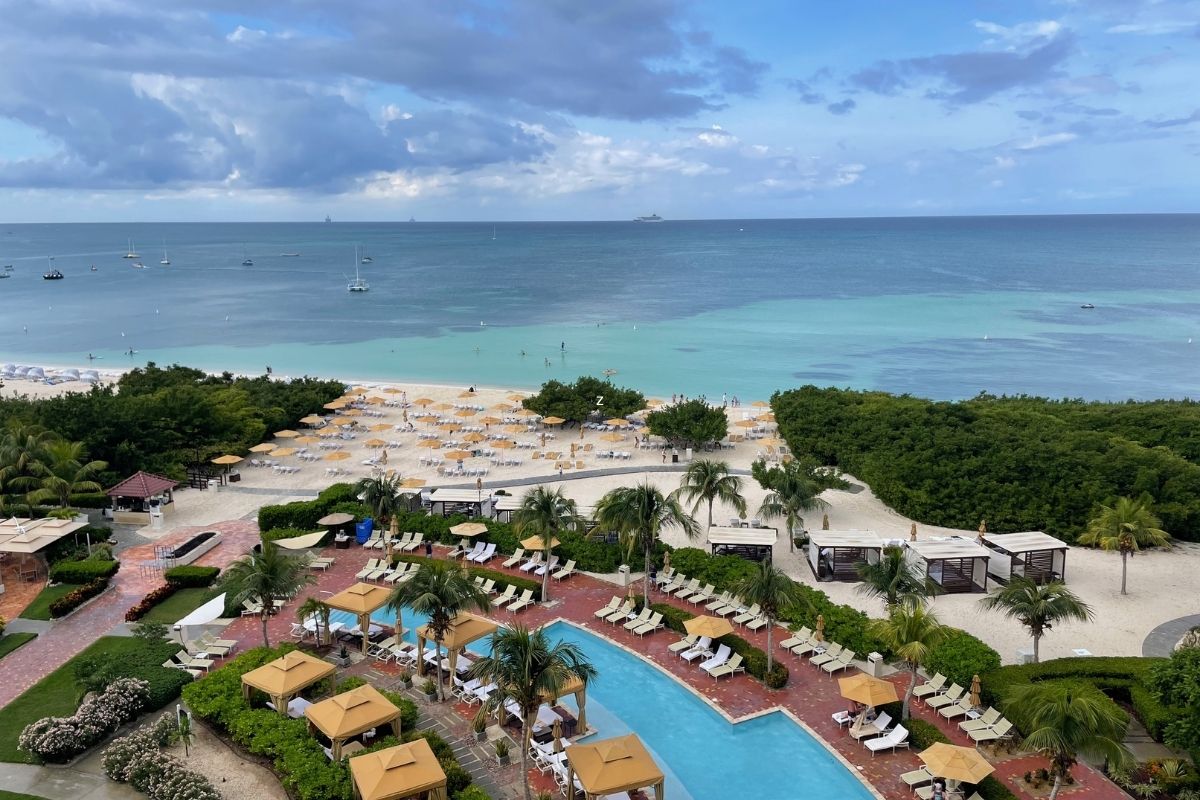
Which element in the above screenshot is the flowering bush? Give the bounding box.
[49,578,110,618]
[125,584,178,622]
[103,714,222,800]
[19,677,150,762]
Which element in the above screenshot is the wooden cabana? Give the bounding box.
[428,488,493,519]
[566,734,665,800]
[706,524,778,562]
[982,531,1069,585]
[807,529,884,581]
[326,583,393,653]
[241,650,335,714]
[905,538,991,594]
[105,471,179,525]
[305,684,402,760]
[350,740,447,800]
[415,613,497,681]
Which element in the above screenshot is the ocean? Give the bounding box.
[1,215,1198,400]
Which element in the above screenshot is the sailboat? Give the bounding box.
[348,247,369,292]
[160,241,170,266]
[43,256,64,280]
[123,238,140,258]
[360,247,373,264]
[492,225,496,240]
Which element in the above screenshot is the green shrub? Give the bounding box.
[924,628,1001,690]
[49,578,109,617]
[164,565,221,587]
[71,638,191,711]
[453,786,493,800]
[649,604,786,687]
[49,558,119,583]
[258,483,360,532]
[124,584,177,621]
[69,492,109,508]
[1148,647,1200,751]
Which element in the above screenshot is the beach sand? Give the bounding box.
[9,366,1198,664]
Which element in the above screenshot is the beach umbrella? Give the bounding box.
[211,454,243,465]
[414,397,434,406]
[250,443,277,453]
[814,614,825,642]
[366,396,386,405]
[458,390,475,399]
[978,519,987,534]
[325,451,351,461]
[433,402,454,411]
[418,440,442,449]
[317,426,340,436]
[492,439,516,449]
[604,418,627,427]
[399,478,427,488]
[542,416,565,425]
[369,423,392,431]
[451,522,489,537]
[364,438,388,448]
[343,409,363,417]
[520,534,560,551]
[491,402,514,411]
[275,429,300,439]
[445,450,474,461]
[330,416,353,426]
[507,394,526,402]
[298,415,324,425]
[463,432,486,443]
[514,408,537,418]
[919,743,994,784]
[272,447,298,457]
[455,409,477,417]
[438,422,463,432]
[383,387,402,394]
[751,400,770,408]
[683,615,734,640]
[969,675,982,708]
[759,413,777,423]
[504,424,527,434]
[822,514,830,530]
[838,673,899,708]
[910,523,918,542]
[323,401,346,410]
[663,552,671,573]
[295,435,319,445]
[480,416,502,425]
[734,420,757,428]
[600,433,624,443]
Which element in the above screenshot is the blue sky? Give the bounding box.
[0,0,1196,221]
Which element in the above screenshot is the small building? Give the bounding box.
[241,650,335,714]
[0,517,90,584]
[565,734,665,800]
[806,529,884,582]
[981,531,1069,585]
[706,524,778,562]
[105,471,179,525]
[427,488,493,519]
[904,537,991,594]
[492,494,597,531]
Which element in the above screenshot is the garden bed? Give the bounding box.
[170,531,222,565]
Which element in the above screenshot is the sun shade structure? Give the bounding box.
[565,734,664,800]
[272,447,298,457]
[807,529,884,582]
[449,522,488,537]
[541,672,591,732]
[520,534,560,550]
[326,582,393,652]
[274,530,328,550]
[541,416,565,425]
[919,743,995,784]
[299,415,324,425]
[399,478,427,488]
[305,684,402,760]
[707,524,778,562]
[350,739,447,800]
[683,615,733,640]
[275,429,301,439]
[428,488,493,518]
[105,470,179,524]
[905,537,991,593]
[241,650,335,714]
[981,531,1069,585]
[250,442,278,453]
[838,673,899,707]
[324,401,347,410]
[414,613,498,680]
[325,451,352,461]
[211,454,243,465]
[0,517,88,554]
[174,592,227,628]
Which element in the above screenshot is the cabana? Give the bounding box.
[241,650,335,714]
[806,529,884,581]
[544,672,591,734]
[706,524,777,562]
[428,488,493,519]
[305,684,402,760]
[349,740,447,800]
[326,583,393,653]
[565,734,665,800]
[905,537,991,593]
[414,613,497,680]
[982,531,1069,585]
[105,471,179,525]
[0,517,90,583]
[491,495,596,529]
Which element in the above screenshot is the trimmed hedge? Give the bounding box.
[49,578,109,618]
[651,603,789,688]
[904,718,1018,800]
[924,628,1002,691]
[124,585,177,622]
[73,638,193,712]
[164,565,220,587]
[391,555,543,601]
[262,527,332,545]
[49,558,119,584]
[257,483,361,532]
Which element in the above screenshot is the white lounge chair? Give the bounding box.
[492,585,518,608]
[502,548,525,568]
[850,712,892,740]
[698,644,731,673]
[864,725,909,756]
[507,589,535,613]
[592,596,620,618]
[551,560,576,581]
[680,636,713,662]
[470,543,497,563]
[707,653,744,680]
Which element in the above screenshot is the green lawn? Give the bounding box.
[0,791,51,800]
[18,584,81,620]
[141,587,220,625]
[0,633,37,660]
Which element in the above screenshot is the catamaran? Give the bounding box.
[123,238,140,258]
[160,242,170,265]
[348,247,369,292]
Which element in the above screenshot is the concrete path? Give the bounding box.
[4,618,50,636]
[0,760,139,800]
[1142,613,1200,656]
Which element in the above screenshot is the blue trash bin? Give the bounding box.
[355,518,374,544]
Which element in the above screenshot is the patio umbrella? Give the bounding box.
[250,443,277,453]
[451,522,489,537]
[814,614,825,642]
[542,416,565,425]
[343,409,363,417]
[600,433,624,443]
[366,396,386,405]
[317,426,340,436]
[445,450,473,461]
[751,400,770,408]
[492,439,516,449]
[298,415,324,425]
[480,416,502,425]
[323,401,346,410]
[369,423,393,431]
[383,387,402,394]
[822,514,830,530]
[491,403,514,411]
[348,387,368,395]
[969,675,982,708]
[325,451,351,461]
[683,615,734,639]
[463,432,486,443]
[838,673,899,708]
[520,535,560,550]
[604,418,627,427]
[418,440,442,449]
[271,447,298,457]
[734,420,757,428]
[910,523,918,541]
[514,408,537,418]
[552,718,564,754]
[455,409,477,417]
[438,423,463,432]
[330,416,353,425]
[919,743,994,784]
[275,429,300,439]
[211,454,243,465]
[399,478,427,488]
[663,552,671,572]
[295,435,318,445]
[433,402,454,411]
[504,424,527,434]
[414,397,434,406]
[364,438,388,448]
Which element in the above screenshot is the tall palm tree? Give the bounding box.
[753,459,829,552]
[512,486,580,603]
[355,473,405,541]
[466,624,597,800]
[388,560,489,701]
[1079,496,1170,595]
[979,577,1092,663]
[1004,682,1131,800]
[672,460,746,532]
[0,422,57,505]
[730,560,807,671]
[27,439,107,510]
[296,596,331,646]
[595,483,699,605]
[220,542,315,647]
[868,603,947,719]
[856,545,939,611]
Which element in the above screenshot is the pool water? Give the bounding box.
[337,609,874,800]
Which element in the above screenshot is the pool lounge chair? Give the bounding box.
[461,542,485,562]
[659,573,685,594]
[448,538,472,558]
[507,589,535,613]
[198,633,238,653]
[809,642,844,668]
[602,601,634,624]
[680,636,713,662]
[732,603,761,626]
[519,553,543,572]
[698,644,731,673]
[939,697,975,720]
[850,712,892,740]
[634,612,664,637]
[174,650,214,672]
[713,597,742,617]
[534,555,559,576]
[477,578,496,594]
[621,608,652,630]
[502,548,525,568]
[402,532,424,552]
[969,719,1014,745]
[592,596,620,618]
[470,543,497,563]
[821,650,856,675]
[356,559,383,580]
[490,585,518,609]
[369,636,398,660]
[668,634,698,654]
[672,578,701,600]
[926,684,964,711]
[686,584,715,605]
[704,591,734,613]
[163,660,203,678]
[654,567,675,587]
[241,600,265,617]
[911,672,946,702]
[707,653,744,681]
[552,560,576,581]
[745,614,769,632]
[863,725,909,756]
[186,638,231,658]
[780,627,812,650]
[901,767,934,790]
[790,635,822,657]
[961,708,1002,732]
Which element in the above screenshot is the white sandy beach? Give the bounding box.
[7,366,1199,664]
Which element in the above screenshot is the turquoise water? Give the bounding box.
[336,609,872,800]
[3,216,1199,399]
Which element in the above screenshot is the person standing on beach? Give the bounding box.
[561,341,565,351]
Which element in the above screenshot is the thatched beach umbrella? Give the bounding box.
[250,443,277,453]
[414,397,434,406]
[542,416,565,426]
[480,416,501,425]
[463,432,486,443]
[445,450,473,461]
[438,422,462,433]
[364,438,388,448]
[418,440,442,449]
[910,523,918,542]
[271,447,298,457]
[734,420,757,428]
[492,439,516,449]
[969,674,982,708]
[275,429,300,439]
[369,423,392,431]
[455,408,477,417]
[325,451,351,461]
[600,433,624,443]
[212,454,243,466]
[298,415,324,426]
[399,478,426,488]
[751,400,770,408]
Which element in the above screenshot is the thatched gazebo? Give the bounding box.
[414,613,497,680]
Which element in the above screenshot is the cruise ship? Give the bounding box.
[633,214,663,223]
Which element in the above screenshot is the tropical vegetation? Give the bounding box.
[521,376,645,423]
[218,542,315,647]
[511,486,581,601]
[672,460,746,530]
[729,560,805,671]
[868,603,947,719]
[752,457,844,551]
[645,398,729,448]
[0,422,106,513]
[856,545,939,610]
[1148,645,1200,752]
[1080,495,1171,595]
[595,483,699,603]
[979,577,1093,663]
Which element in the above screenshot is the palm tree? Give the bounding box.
[0,423,57,506]
[1079,496,1170,595]
[466,624,596,800]
[753,459,830,552]
[856,545,939,610]
[388,560,489,701]
[296,596,331,646]
[672,460,747,532]
[27,439,107,510]
[979,577,1092,663]
[355,473,405,542]
[595,483,699,605]
[512,486,580,603]
[220,542,315,648]
[1004,682,1131,800]
[868,603,947,719]
[730,560,807,671]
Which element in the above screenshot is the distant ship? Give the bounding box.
[348,246,369,293]
[361,253,373,264]
[633,214,663,223]
[241,245,253,266]
[280,252,301,257]
[1080,303,1095,310]
[325,215,332,223]
[123,238,140,258]
[44,257,63,280]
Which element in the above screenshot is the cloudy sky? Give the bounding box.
[1,0,1197,221]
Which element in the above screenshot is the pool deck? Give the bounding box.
[218,543,1127,800]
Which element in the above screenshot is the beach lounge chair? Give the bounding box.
[592,596,620,618]
[912,673,946,703]
[308,556,335,571]
[369,636,398,660]
[822,650,856,675]
[163,659,203,678]
[621,608,652,631]
[790,635,823,657]
[241,600,264,617]
[680,636,713,662]
[809,642,844,668]
[478,578,496,594]
[780,627,812,650]
[745,614,769,632]
[634,612,664,637]
[659,573,685,594]
[492,584,518,608]
[698,644,732,673]
[534,554,559,576]
[672,578,701,600]
[961,708,1002,732]
[507,589,535,613]
[713,597,742,617]
[502,548,525,568]
[471,542,497,563]
[732,603,761,626]
[355,558,383,580]
[864,725,909,756]
[384,563,415,584]
[198,633,237,655]
[969,719,1013,745]
[448,538,471,558]
[654,567,675,588]
[461,542,485,562]
[687,584,715,605]
[926,684,964,711]
[850,712,892,740]
[602,601,634,624]
[704,591,734,613]
[939,697,975,720]
[402,532,424,552]
[707,653,745,681]
[552,560,576,581]
[520,552,543,572]
[901,768,934,791]
[174,650,214,672]
[668,634,698,655]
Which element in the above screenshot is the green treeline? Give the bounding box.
[772,387,1200,542]
[0,364,343,483]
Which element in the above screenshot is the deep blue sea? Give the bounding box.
[1,215,1198,400]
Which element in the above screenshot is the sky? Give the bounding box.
[0,0,1197,222]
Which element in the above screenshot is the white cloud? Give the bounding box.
[381,105,413,123]
[994,155,1017,169]
[1106,21,1196,35]
[226,26,268,44]
[973,19,1063,47]
[1015,132,1078,150]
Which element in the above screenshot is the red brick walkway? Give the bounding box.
[217,544,1128,800]
[0,520,261,709]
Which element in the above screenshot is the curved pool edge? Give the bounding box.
[547,618,887,800]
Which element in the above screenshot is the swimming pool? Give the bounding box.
[338,608,875,800]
